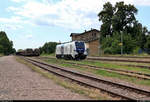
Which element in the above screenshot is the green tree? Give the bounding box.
[39,47,43,54]
[0,45,3,53]
[98,1,149,54]
[101,31,137,54]
[98,1,137,37]
[144,35,150,54]
[0,31,16,55]
[17,49,23,52]
[40,42,58,54]
[122,33,137,54]
[112,2,137,32]
[98,2,114,43]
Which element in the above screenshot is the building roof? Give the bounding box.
[70,29,100,37]
[70,33,81,36]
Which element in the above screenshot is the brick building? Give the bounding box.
[70,29,100,56]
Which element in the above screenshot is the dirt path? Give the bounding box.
[0,56,89,100]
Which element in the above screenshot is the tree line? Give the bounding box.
[98,1,150,54]
[17,42,58,55]
[0,31,16,55]
[39,42,58,55]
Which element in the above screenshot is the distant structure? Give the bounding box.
[70,28,100,56]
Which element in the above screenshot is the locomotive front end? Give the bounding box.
[74,41,87,60]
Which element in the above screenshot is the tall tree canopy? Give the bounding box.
[98,1,149,54]
[98,1,137,37]
[98,2,114,43]
[112,2,137,32]
[0,31,16,55]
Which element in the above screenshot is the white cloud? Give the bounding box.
[0,16,27,30]
[0,24,23,31]
[0,16,23,24]
[5,24,23,30]
[10,0,35,3]
[25,34,33,39]
[8,0,103,29]
[7,0,150,30]
[134,0,150,6]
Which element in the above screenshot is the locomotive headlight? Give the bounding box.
[84,51,87,55]
[84,49,88,55]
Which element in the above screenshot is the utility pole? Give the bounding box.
[99,32,101,56]
[121,31,123,56]
[99,45,101,56]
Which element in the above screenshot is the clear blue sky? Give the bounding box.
[0,0,150,50]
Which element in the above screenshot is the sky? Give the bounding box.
[0,0,150,50]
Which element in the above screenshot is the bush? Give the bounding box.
[104,47,113,54]
[133,47,141,54]
[101,32,137,54]
[144,35,150,54]
[111,39,121,54]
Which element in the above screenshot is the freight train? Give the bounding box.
[56,41,88,60]
[16,48,40,56]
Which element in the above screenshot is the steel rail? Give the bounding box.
[98,56,150,59]
[39,57,150,80]
[40,56,150,69]
[21,57,150,100]
[87,57,150,64]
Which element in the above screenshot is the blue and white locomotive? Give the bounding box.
[56,41,87,60]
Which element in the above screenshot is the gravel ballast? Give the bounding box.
[0,56,89,100]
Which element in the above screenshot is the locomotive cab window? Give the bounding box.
[75,42,85,49]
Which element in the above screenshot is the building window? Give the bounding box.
[94,33,96,38]
[92,33,96,37]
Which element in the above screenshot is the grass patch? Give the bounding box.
[97,61,150,67]
[65,59,150,75]
[41,53,55,57]
[98,53,150,57]
[42,58,150,86]
[45,57,150,75]
[15,56,114,100]
[94,70,150,86]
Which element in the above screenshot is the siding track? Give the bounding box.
[98,56,150,59]
[39,57,150,80]
[87,57,150,64]
[20,56,150,100]
[39,56,150,69]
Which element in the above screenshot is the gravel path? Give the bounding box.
[0,56,89,100]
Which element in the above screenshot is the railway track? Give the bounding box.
[99,56,150,59]
[116,64,150,70]
[38,57,150,80]
[40,56,150,70]
[21,56,150,100]
[87,57,150,70]
[87,57,150,64]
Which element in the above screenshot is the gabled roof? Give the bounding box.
[70,33,81,37]
[70,29,100,37]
